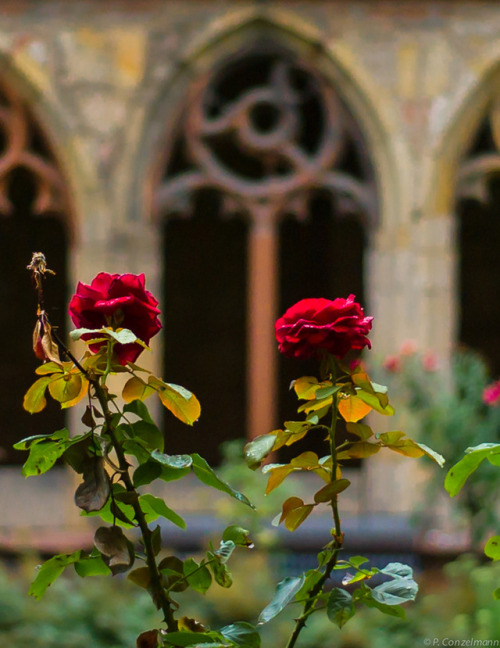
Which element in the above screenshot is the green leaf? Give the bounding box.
[139,494,186,529]
[158,382,201,426]
[29,551,81,599]
[493,587,500,600]
[161,631,224,647]
[183,558,212,594]
[151,450,193,469]
[123,399,155,424]
[380,562,414,579]
[326,588,355,628]
[191,454,254,508]
[133,460,162,487]
[361,595,406,618]
[244,434,276,470]
[18,428,71,477]
[258,575,305,625]
[371,575,418,606]
[220,622,261,648]
[445,444,500,497]
[222,525,253,548]
[23,375,56,414]
[107,327,145,346]
[74,552,111,577]
[207,552,233,588]
[125,420,164,454]
[485,535,500,561]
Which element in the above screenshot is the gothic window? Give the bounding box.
[457,94,500,375]
[155,48,376,464]
[0,82,70,463]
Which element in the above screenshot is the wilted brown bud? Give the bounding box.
[32,311,61,364]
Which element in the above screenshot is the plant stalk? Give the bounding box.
[93,380,178,633]
[285,357,343,648]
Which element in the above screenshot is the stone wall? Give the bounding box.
[1,0,499,540]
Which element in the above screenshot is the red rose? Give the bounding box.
[275,296,373,360]
[68,273,161,365]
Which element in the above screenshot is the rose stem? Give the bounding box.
[285,356,343,648]
[27,260,178,633]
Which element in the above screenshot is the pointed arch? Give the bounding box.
[0,65,74,462]
[430,57,500,373]
[134,8,402,460]
[132,7,402,232]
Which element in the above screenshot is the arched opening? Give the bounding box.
[155,44,376,464]
[456,92,500,376]
[0,82,71,464]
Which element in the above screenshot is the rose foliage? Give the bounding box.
[19,264,444,648]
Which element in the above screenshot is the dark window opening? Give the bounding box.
[458,175,500,376]
[162,190,248,465]
[0,166,67,464]
[278,192,366,464]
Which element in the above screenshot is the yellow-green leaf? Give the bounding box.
[314,479,351,503]
[157,382,201,425]
[356,389,394,416]
[338,442,381,460]
[35,362,64,376]
[291,376,321,400]
[338,395,372,422]
[297,396,333,414]
[264,465,294,495]
[283,502,314,532]
[61,377,89,409]
[48,373,83,404]
[346,422,374,440]
[23,376,56,414]
[122,376,156,403]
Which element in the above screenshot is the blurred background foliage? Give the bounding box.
[2,553,500,647]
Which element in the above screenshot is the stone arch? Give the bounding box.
[131,7,402,460]
[428,57,500,372]
[422,57,500,361]
[131,6,402,234]
[428,59,500,220]
[0,61,76,462]
[0,51,82,242]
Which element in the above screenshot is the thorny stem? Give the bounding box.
[285,357,343,648]
[92,381,178,633]
[27,254,178,633]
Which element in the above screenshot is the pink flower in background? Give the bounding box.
[422,351,438,372]
[275,295,373,360]
[382,355,401,373]
[399,340,417,356]
[483,380,500,406]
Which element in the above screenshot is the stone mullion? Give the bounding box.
[247,203,279,441]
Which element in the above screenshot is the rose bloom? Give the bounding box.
[275,295,373,360]
[69,272,161,365]
[483,380,500,407]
